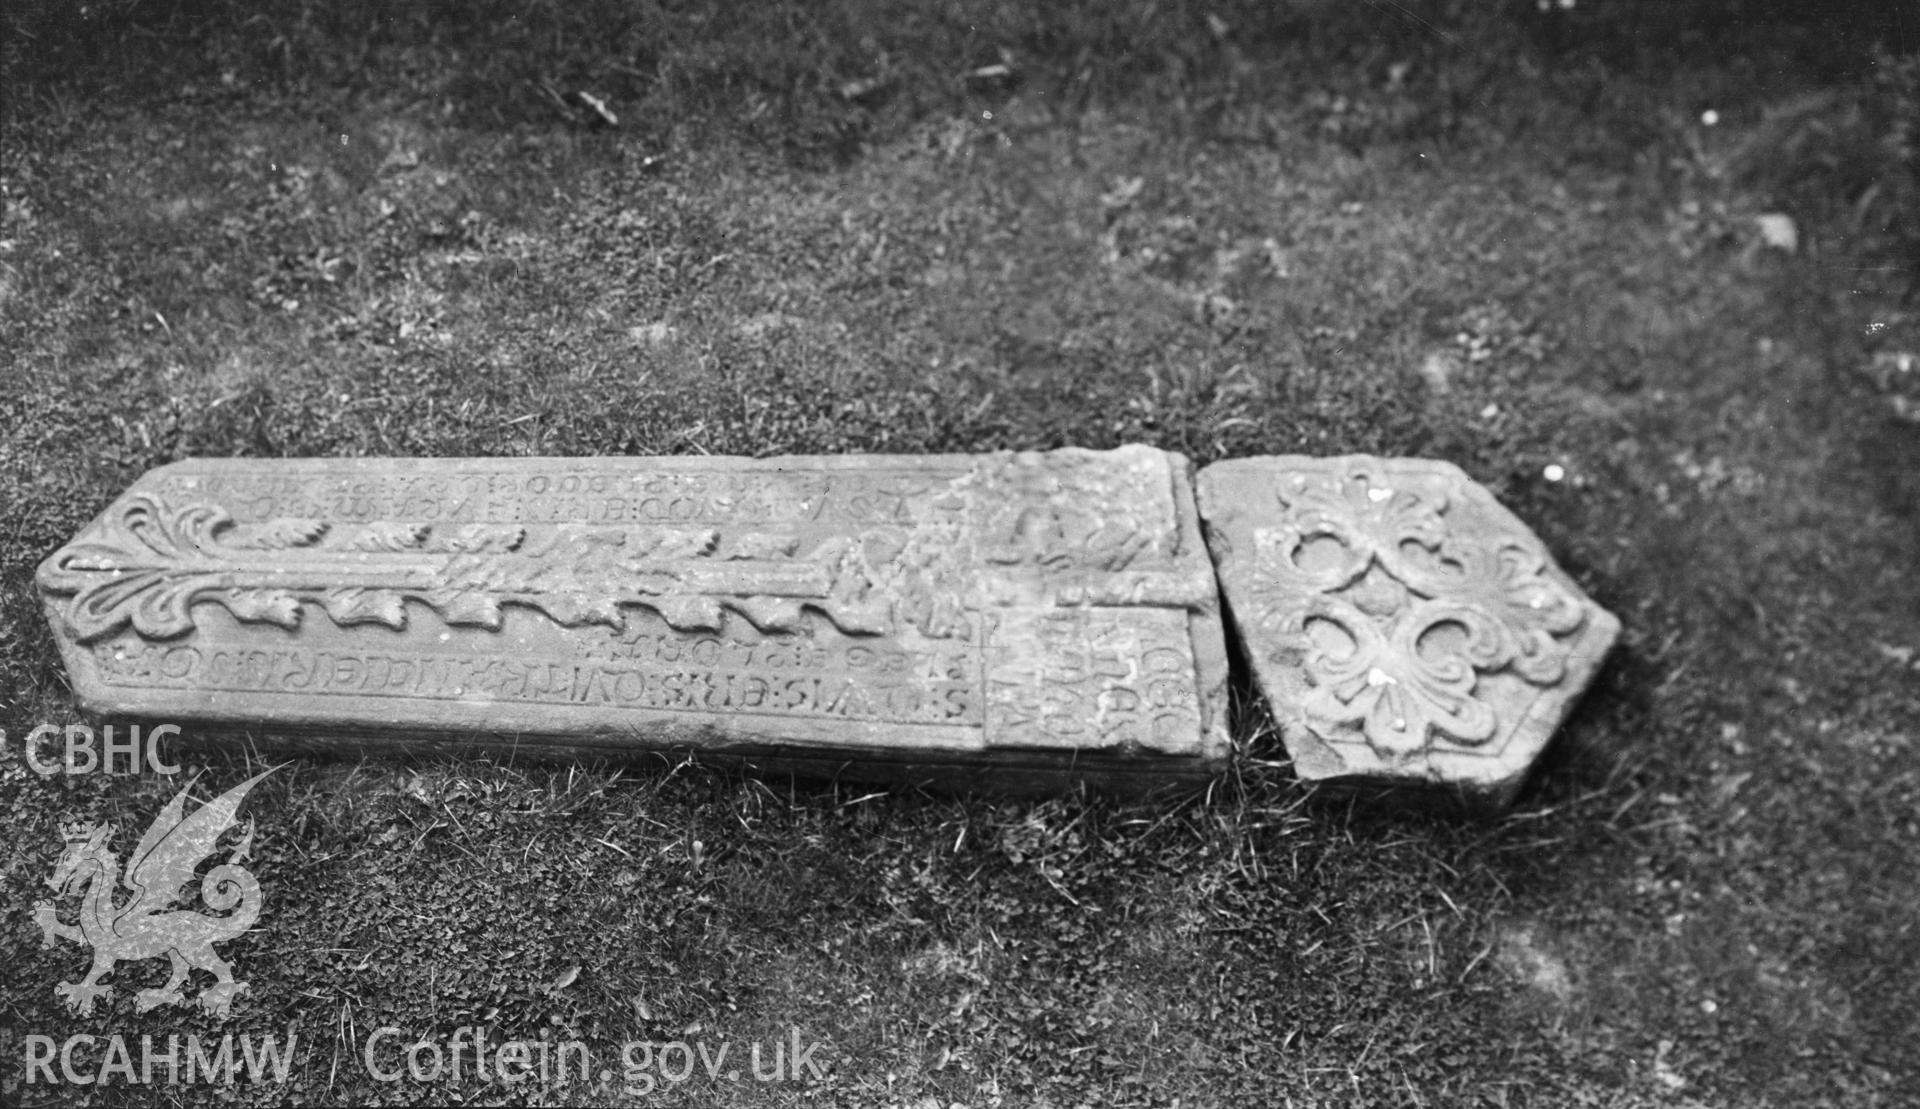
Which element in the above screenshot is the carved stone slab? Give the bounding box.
[38,449,1229,789]
[1195,456,1618,807]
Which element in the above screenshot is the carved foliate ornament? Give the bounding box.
[36,493,893,644]
[1196,456,1619,805]
[37,452,1230,790]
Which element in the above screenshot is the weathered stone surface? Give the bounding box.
[1195,456,1618,807]
[38,448,1229,789]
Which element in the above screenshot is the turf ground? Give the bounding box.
[2,1,1917,1105]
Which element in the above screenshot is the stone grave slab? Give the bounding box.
[1195,456,1619,807]
[37,448,1230,790]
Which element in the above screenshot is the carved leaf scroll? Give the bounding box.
[37,493,900,644]
[1253,462,1589,758]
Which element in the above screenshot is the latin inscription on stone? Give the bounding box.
[39,449,1229,781]
[1195,455,1619,806]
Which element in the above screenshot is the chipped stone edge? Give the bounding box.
[1163,450,1235,766]
[1196,454,1622,807]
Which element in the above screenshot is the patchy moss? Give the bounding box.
[3,2,1917,1106]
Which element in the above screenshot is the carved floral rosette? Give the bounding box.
[1196,456,1620,801]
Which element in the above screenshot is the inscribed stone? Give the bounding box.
[38,448,1230,788]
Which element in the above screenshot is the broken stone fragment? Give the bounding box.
[36,448,1229,792]
[1195,456,1619,808]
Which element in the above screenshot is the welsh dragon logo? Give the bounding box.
[34,768,275,1018]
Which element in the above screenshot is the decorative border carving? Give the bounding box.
[36,493,903,644]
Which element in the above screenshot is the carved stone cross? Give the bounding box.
[37,448,1620,801]
[1198,456,1620,806]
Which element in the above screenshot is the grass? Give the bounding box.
[3,0,1918,1105]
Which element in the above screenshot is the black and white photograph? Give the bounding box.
[2,1,1915,1104]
